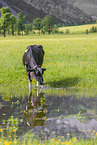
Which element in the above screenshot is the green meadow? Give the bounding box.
[0,24,97,145]
[59,23,97,34]
[0,25,97,96]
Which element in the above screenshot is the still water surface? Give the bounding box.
[0,88,97,140]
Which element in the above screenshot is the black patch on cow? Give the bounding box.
[23,45,46,85]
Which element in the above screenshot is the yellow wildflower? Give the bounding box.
[52,138,55,141]
[0,129,3,132]
[67,133,70,136]
[14,129,16,132]
[74,137,77,142]
[93,130,95,133]
[55,141,58,144]
[4,141,10,145]
[64,141,70,145]
[14,141,17,144]
[58,139,61,142]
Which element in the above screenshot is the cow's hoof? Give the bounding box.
[40,85,43,88]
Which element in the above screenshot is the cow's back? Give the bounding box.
[31,45,44,66]
[23,45,44,68]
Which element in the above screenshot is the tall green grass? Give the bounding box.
[0,33,97,96]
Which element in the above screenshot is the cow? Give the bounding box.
[22,45,46,94]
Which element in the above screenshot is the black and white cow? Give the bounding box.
[23,45,46,93]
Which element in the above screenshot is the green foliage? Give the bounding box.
[6,116,19,131]
[24,24,30,35]
[85,29,88,34]
[0,116,19,141]
[85,26,97,34]
[43,15,54,34]
[65,29,70,34]
[32,15,54,34]
[0,7,59,36]
[89,26,97,33]
[41,19,46,34]
[10,15,16,35]
[0,8,28,36]
[75,111,87,123]
[17,13,26,35]
[52,25,59,34]
[33,18,42,34]
[28,23,32,32]
[0,7,12,37]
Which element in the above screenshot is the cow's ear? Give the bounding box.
[42,68,46,74]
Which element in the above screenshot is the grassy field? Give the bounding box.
[0,24,97,144]
[0,27,97,96]
[59,23,97,34]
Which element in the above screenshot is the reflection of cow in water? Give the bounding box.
[22,45,46,94]
[24,90,47,128]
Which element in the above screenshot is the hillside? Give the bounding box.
[23,0,93,25]
[0,0,94,25]
[0,0,17,18]
[0,0,66,24]
[68,0,97,20]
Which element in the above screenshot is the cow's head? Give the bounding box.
[33,66,46,85]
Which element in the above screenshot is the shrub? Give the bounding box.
[85,29,89,34]
[65,29,70,34]
[89,26,97,33]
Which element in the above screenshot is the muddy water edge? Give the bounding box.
[0,88,97,141]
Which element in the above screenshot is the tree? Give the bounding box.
[24,23,33,35]
[24,24,29,35]
[28,23,32,32]
[10,15,16,35]
[41,19,46,34]
[44,15,54,34]
[33,18,42,35]
[52,24,59,34]
[17,13,26,35]
[0,7,11,37]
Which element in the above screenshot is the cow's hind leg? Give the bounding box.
[29,80,32,95]
[36,81,39,87]
[29,72,34,95]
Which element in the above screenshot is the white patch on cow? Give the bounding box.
[29,81,32,95]
[36,81,39,87]
[25,49,28,53]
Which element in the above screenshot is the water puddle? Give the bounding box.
[0,88,97,140]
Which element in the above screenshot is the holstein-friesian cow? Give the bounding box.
[23,45,46,94]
